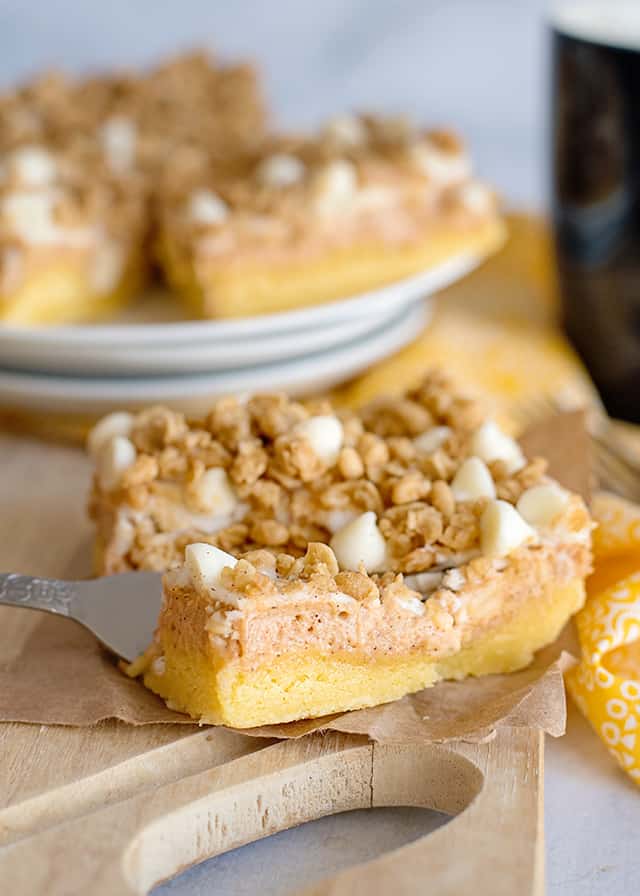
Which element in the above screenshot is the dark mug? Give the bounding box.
[551,2,640,421]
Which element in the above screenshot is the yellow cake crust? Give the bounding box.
[0,248,146,325]
[0,50,266,325]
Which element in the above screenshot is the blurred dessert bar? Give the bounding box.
[0,52,503,325]
[87,371,591,727]
[157,115,505,318]
[0,51,266,324]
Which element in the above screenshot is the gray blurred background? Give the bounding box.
[0,0,551,207]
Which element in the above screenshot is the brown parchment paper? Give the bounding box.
[0,412,589,742]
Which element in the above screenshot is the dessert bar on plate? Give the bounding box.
[88,371,592,728]
[157,115,505,318]
[0,54,502,325]
[0,52,266,325]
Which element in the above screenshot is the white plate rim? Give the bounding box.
[0,303,427,410]
[0,301,411,375]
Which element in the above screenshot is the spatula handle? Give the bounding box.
[0,573,75,616]
[1,728,543,896]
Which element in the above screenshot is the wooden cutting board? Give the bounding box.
[0,433,544,895]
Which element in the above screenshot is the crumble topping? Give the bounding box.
[0,50,266,295]
[0,51,266,169]
[89,370,589,591]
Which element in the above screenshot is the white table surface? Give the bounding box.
[156,702,640,895]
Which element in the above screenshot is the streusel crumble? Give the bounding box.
[87,370,592,727]
[0,51,266,324]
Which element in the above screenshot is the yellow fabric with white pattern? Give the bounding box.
[567,493,640,786]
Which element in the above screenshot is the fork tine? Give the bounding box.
[592,431,640,475]
[593,453,622,496]
[594,445,640,502]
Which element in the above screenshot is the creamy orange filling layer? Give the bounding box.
[154,533,590,669]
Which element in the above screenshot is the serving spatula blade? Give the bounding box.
[0,571,162,662]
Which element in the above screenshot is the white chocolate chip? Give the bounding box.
[404,570,443,595]
[442,567,466,591]
[414,426,452,454]
[97,435,137,491]
[325,508,358,534]
[256,153,306,188]
[470,421,526,474]
[516,483,570,528]
[451,457,496,501]
[1,190,93,247]
[194,467,237,515]
[87,411,134,459]
[185,542,237,593]
[10,145,58,187]
[151,655,166,677]
[323,114,367,148]
[330,511,387,573]
[409,140,471,186]
[480,499,535,558]
[396,595,425,616]
[111,514,135,556]
[189,189,228,225]
[458,181,492,214]
[313,159,358,217]
[91,238,124,294]
[294,415,344,466]
[2,191,58,244]
[99,117,137,173]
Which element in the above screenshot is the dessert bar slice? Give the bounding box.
[157,115,505,318]
[0,51,266,325]
[134,518,588,729]
[87,371,592,727]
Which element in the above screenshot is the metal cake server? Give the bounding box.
[0,571,162,661]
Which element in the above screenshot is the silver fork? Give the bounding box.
[0,571,162,661]
[512,394,640,502]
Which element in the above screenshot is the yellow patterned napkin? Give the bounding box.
[567,493,640,785]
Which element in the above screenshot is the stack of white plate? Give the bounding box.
[0,250,484,415]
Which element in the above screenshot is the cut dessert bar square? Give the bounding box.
[157,115,505,318]
[88,371,592,728]
[0,51,266,324]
